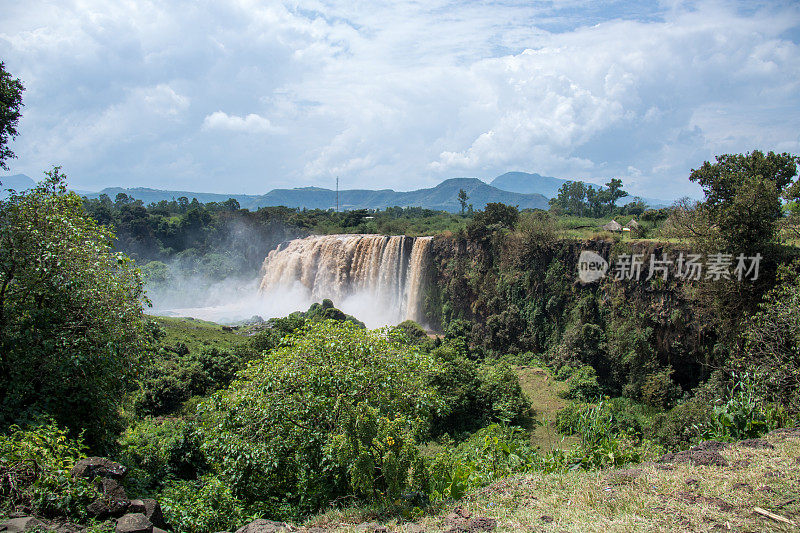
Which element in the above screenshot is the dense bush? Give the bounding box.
[0,420,97,519]
[427,344,530,436]
[556,364,602,401]
[739,262,800,415]
[118,418,207,493]
[160,475,252,533]
[647,398,713,450]
[197,320,443,517]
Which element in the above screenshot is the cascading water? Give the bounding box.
[259,234,433,326]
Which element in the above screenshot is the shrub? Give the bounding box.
[0,420,97,519]
[394,320,429,345]
[703,372,789,442]
[477,363,532,424]
[118,418,206,493]
[738,262,800,415]
[191,347,243,390]
[647,398,713,450]
[198,320,444,516]
[427,345,483,435]
[160,475,252,533]
[134,358,208,417]
[329,403,427,501]
[428,425,535,500]
[639,369,682,409]
[559,365,602,401]
[428,346,531,435]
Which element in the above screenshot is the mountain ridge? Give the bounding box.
[85,177,550,212]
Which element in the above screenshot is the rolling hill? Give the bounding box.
[0,174,36,199]
[85,177,550,212]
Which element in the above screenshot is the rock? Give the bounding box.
[116,514,153,533]
[139,499,167,529]
[0,517,46,532]
[86,477,130,518]
[52,522,85,533]
[128,500,147,514]
[235,519,293,533]
[71,457,127,480]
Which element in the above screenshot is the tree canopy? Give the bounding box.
[0,169,149,448]
[0,61,24,171]
[689,150,800,252]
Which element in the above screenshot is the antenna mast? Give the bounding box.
[336,176,339,212]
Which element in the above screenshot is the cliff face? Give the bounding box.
[424,233,720,398]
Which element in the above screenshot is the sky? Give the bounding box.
[1,0,799,200]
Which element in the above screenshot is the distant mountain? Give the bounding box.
[0,174,36,198]
[490,171,671,207]
[490,172,568,198]
[91,187,263,207]
[83,178,549,212]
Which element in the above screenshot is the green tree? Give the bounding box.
[0,61,24,171]
[602,178,628,211]
[738,262,800,415]
[0,168,148,448]
[457,188,469,215]
[689,150,799,252]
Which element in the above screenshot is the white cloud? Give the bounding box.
[0,0,798,198]
[202,111,284,134]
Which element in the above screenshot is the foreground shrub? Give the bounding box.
[160,475,252,533]
[198,320,443,517]
[428,344,531,435]
[428,425,535,500]
[739,262,800,415]
[330,403,427,502]
[702,373,789,442]
[557,364,602,401]
[0,420,97,519]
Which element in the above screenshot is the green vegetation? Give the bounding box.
[0,61,23,170]
[2,100,800,533]
[0,170,148,449]
[0,421,97,520]
[548,178,646,217]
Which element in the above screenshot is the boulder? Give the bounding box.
[86,478,130,518]
[234,519,293,533]
[0,517,46,532]
[128,499,166,529]
[116,514,153,533]
[71,457,127,480]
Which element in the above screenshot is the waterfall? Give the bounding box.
[259,234,432,326]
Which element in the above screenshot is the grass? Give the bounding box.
[149,315,249,353]
[515,365,578,452]
[304,430,800,532]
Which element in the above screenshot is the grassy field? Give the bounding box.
[149,315,249,353]
[306,430,800,532]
